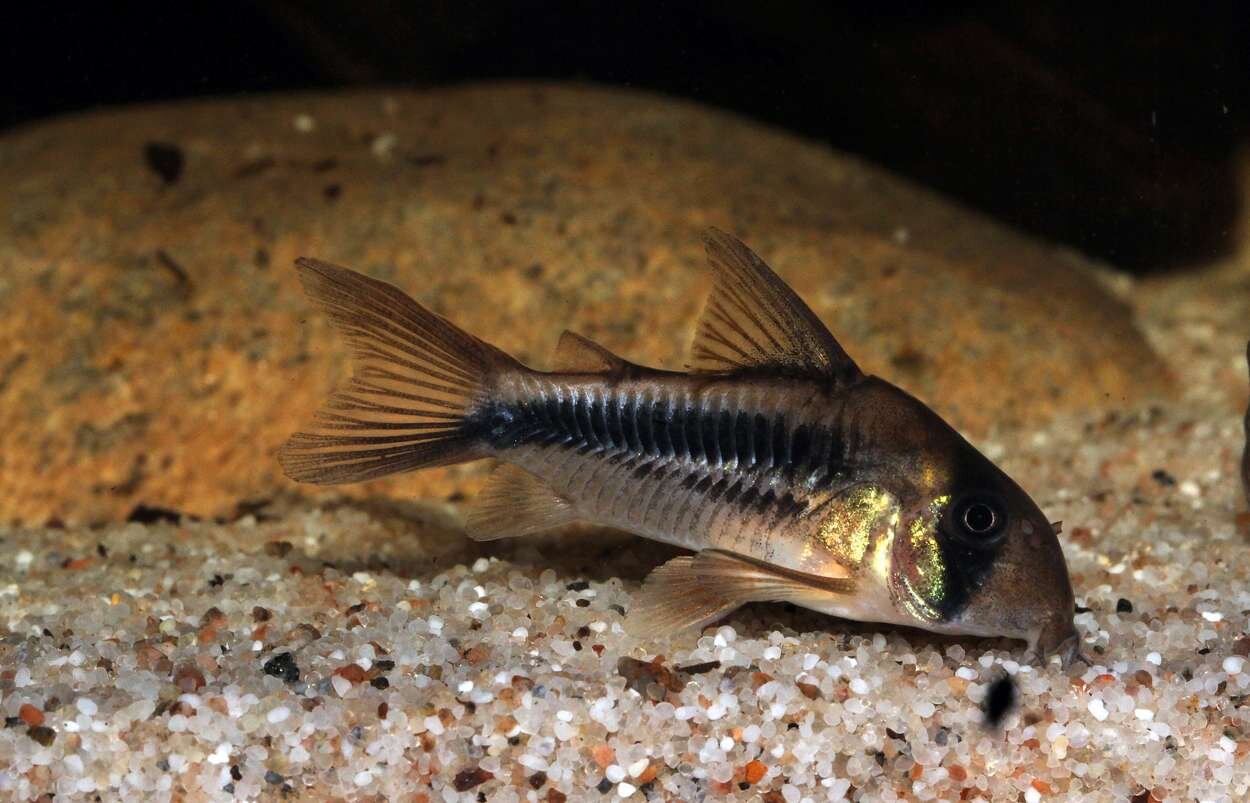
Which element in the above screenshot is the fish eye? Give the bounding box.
[953,496,1006,541]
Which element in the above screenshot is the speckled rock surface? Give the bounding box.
[0,84,1168,525]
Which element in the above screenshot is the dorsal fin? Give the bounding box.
[691,229,862,385]
[554,329,629,373]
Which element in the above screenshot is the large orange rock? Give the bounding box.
[0,84,1169,524]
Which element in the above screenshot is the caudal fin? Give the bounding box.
[279,258,517,485]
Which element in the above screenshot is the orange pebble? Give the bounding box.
[334,664,367,683]
[592,744,615,769]
[18,704,44,727]
[744,760,767,784]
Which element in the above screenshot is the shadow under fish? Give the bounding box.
[278,229,1080,665]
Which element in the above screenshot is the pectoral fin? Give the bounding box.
[625,549,857,636]
[465,464,579,541]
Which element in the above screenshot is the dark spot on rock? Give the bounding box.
[1116,598,1134,613]
[376,659,395,672]
[264,540,293,558]
[156,758,170,772]
[1074,604,1093,614]
[408,153,446,167]
[982,674,1016,727]
[507,735,520,745]
[208,574,226,588]
[1151,469,1176,486]
[874,750,886,766]
[263,652,300,684]
[566,580,590,592]
[323,183,342,201]
[155,248,191,292]
[453,767,493,791]
[233,157,276,178]
[126,504,184,525]
[312,157,338,172]
[222,783,235,794]
[265,770,284,785]
[254,247,271,268]
[890,345,927,374]
[144,142,184,184]
[96,543,108,558]
[676,660,721,675]
[575,598,590,607]
[4,716,21,728]
[252,606,271,622]
[524,263,545,279]
[500,211,518,225]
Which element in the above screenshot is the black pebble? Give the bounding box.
[28,725,55,746]
[263,652,301,684]
[1151,469,1177,486]
[1116,598,1134,613]
[566,580,590,591]
[144,142,184,185]
[370,676,389,689]
[982,674,1016,727]
[596,777,613,794]
[264,770,284,785]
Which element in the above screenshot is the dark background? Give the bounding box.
[6,2,1249,272]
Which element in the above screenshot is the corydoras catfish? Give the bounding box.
[279,230,1080,664]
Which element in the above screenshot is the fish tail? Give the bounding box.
[279,258,521,485]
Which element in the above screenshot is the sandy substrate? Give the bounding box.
[2,289,1250,802]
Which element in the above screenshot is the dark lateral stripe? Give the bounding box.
[735,411,754,469]
[483,387,847,493]
[789,423,812,472]
[590,393,610,447]
[684,405,703,462]
[669,403,689,460]
[701,408,720,466]
[652,399,674,457]
[754,413,772,469]
[717,409,735,466]
[606,394,624,446]
[575,393,595,446]
[621,395,639,452]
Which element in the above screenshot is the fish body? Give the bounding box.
[280,230,1078,663]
